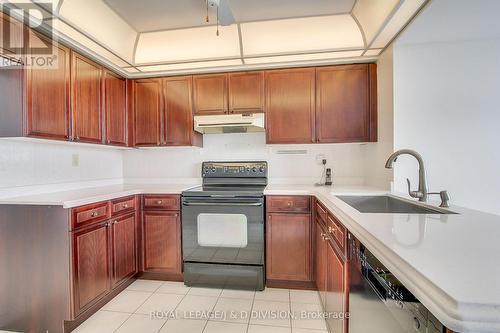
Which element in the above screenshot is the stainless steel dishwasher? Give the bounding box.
[348,234,444,333]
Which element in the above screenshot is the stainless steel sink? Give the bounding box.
[336,195,457,214]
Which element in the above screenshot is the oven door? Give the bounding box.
[181,196,264,266]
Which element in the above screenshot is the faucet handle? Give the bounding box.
[406,178,424,199]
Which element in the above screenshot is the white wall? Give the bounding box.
[363,45,394,189]
[393,0,500,214]
[0,139,123,191]
[123,133,369,185]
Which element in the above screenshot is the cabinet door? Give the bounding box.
[26,34,71,140]
[0,12,24,55]
[228,71,264,113]
[134,79,162,146]
[111,213,137,288]
[71,52,103,143]
[193,74,228,115]
[325,241,347,333]
[265,68,316,144]
[72,223,110,317]
[164,76,194,146]
[104,71,127,146]
[316,64,377,143]
[315,221,328,306]
[142,211,181,274]
[266,213,312,281]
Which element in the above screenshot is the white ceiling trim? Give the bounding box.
[2,0,430,78]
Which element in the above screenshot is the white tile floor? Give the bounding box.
[73,280,329,333]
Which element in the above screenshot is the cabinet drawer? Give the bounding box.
[316,201,328,223]
[72,202,110,230]
[111,196,136,216]
[266,196,311,213]
[327,214,346,255]
[143,195,180,210]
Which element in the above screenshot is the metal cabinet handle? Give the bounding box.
[123,204,128,208]
[287,202,292,207]
[157,200,163,205]
[90,211,97,217]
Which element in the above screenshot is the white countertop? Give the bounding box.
[265,184,500,333]
[1,182,499,332]
[0,183,198,208]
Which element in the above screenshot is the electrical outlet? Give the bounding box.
[316,154,326,165]
[72,154,79,167]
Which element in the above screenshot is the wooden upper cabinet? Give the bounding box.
[0,12,24,56]
[193,74,228,115]
[71,52,103,143]
[316,64,377,143]
[104,71,127,146]
[266,213,312,282]
[265,68,316,144]
[163,76,202,146]
[134,79,162,146]
[26,35,71,140]
[228,71,264,113]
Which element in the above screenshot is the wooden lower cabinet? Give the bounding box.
[325,240,348,333]
[266,212,313,285]
[111,213,137,287]
[72,222,111,317]
[142,210,182,276]
[315,220,328,305]
[71,201,138,320]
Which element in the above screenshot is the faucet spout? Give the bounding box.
[385,149,428,202]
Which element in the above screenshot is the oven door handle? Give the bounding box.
[182,201,263,207]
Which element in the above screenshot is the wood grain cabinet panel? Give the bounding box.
[134,79,162,146]
[111,196,136,216]
[266,213,312,281]
[72,223,110,317]
[163,76,201,146]
[142,211,181,274]
[110,213,137,287]
[71,201,110,230]
[193,74,228,115]
[265,68,316,144]
[315,220,328,305]
[266,196,311,213]
[0,12,24,55]
[104,71,127,146]
[316,64,377,143]
[26,34,71,140]
[143,195,180,210]
[325,240,347,333]
[71,52,103,143]
[228,71,264,113]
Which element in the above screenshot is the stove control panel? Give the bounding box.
[202,161,268,178]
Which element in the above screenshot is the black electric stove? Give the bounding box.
[181,161,267,291]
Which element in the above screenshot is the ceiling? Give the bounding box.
[103,0,355,32]
[4,0,429,78]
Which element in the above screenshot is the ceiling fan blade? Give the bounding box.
[217,0,235,26]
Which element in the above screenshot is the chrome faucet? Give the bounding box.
[385,149,428,202]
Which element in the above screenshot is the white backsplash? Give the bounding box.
[0,139,123,193]
[123,132,371,186]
